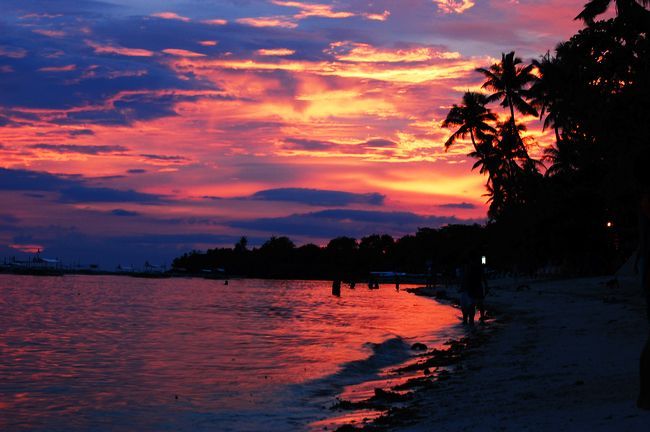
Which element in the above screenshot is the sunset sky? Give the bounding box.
[0,0,587,267]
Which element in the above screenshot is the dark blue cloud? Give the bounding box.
[110,209,140,217]
[2,228,257,269]
[57,92,231,126]
[30,144,128,154]
[68,129,95,136]
[0,168,78,191]
[219,120,285,132]
[0,213,19,224]
[0,12,221,125]
[249,188,385,207]
[283,138,397,152]
[0,168,165,203]
[0,0,378,130]
[437,202,477,210]
[0,116,17,127]
[364,139,396,147]
[138,153,188,162]
[58,186,162,203]
[230,209,483,239]
[284,138,336,151]
[3,0,116,15]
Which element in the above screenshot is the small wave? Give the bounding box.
[296,336,412,398]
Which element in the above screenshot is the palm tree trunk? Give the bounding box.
[470,130,478,152]
[508,95,516,127]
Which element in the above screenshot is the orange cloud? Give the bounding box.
[151,12,191,22]
[236,16,298,28]
[86,40,155,57]
[256,48,296,56]
[326,42,461,63]
[173,54,482,84]
[202,18,228,25]
[198,40,218,46]
[271,1,355,19]
[435,0,476,14]
[363,10,391,21]
[162,48,206,57]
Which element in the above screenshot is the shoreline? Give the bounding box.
[325,284,500,431]
[332,277,650,431]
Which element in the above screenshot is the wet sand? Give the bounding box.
[336,277,650,431]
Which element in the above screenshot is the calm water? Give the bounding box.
[0,275,460,431]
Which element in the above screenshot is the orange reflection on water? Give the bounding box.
[0,275,460,431]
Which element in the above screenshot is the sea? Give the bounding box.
[0,275,461,431]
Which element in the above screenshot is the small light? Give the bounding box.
[606,221,613,228]
[481,256,487,265]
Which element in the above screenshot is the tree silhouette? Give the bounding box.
[530,53,573,146]
[441,92,497,151]
[476,52,538,129]
[575,0,650,26]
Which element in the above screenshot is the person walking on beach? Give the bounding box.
[635,188,650,410]
[459,250,488,325]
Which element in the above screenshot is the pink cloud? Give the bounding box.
[236,16,298,28]
[38,64,76,72]
[86,40,155,57]
[162,48,206,58]
[202,18,228,25]
[0,46,27,58]
[32,29,66,38]
[256,48,296,56]
[151,12,191,22]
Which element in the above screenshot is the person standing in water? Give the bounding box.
[636,188,650,409]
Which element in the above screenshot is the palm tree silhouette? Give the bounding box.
[543,140,581,177]
[530,53,568,146]
[441,92,496,151]
[575,0,650,25]
[476,52,538,129]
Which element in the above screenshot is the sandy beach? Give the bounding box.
[337,276,650,431]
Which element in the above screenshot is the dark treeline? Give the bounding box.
[172,226,489,280]
[174,1,649,279]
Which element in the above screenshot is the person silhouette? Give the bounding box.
[460,250,488,325]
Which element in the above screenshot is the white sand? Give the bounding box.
[397,277,650,431]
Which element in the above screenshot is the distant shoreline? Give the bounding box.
[0,269,435,285]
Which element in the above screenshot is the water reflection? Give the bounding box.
[0,275,459,431]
